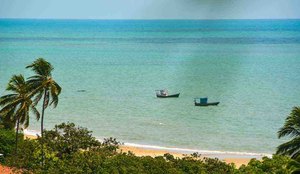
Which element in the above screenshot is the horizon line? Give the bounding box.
[0,17,300,21]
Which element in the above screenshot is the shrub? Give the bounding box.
[38,122,101,157]
[0,128,22,157]
[238,155,291,174]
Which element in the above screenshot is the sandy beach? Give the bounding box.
[24,131,261,168]
[119,145,252,167]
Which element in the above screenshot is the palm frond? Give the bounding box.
[0,109,16,129]
[27,75,43,80]
[1,108,16,122]
[0,94,18,100]
[26,58,53,76]
[0,94,18,106]
[15,101,26,117]
[0,98,22,115]
[27,85,44,99]
[30,105,40,121]
[49,81,61,108]
[53,81,62,95]
[0,74,37,130]
[278,107,300,138]
[277,137,300,158]
[32,90,44,106]
[6,75,26,93]
[278,126,300,139]
[26,77,45,88]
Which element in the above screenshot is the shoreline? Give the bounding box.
[23,129,271,167]
[119,145,263,167]
[123,142,270,159]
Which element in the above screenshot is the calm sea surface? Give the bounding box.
[1,19,300,154]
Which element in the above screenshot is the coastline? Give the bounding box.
[23,129,271,167]
[119,145,259,168]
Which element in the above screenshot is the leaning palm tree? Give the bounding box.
[277,107,300,158]
[0,75,40,154]
[26,58,61,163]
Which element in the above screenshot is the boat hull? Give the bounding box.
[194,102,219,106]
[156,93,180,98]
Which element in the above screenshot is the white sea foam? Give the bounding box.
[124,143,272,158]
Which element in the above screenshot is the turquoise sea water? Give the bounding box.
[0,19,300,155]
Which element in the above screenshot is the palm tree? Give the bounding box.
[277,107,300,158]
[26,58,61,163]
[0,75,40,154]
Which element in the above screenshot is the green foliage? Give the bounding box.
[0,74,40,155]
[6,139,44,172]
[26,58,62,164]
[26,58,61,109]
[102,137,121,152]
[171,156,206,174]
[277,107,300,158]
[0,75,40,129]
[39,122,101,156]
[26,58,54,78]
[288,156,300,174]
[0,128,22,157]
[0,114,15,130]
[202,157,236,174]
[1,122,296,174]
[238,155,291,174]
[3,122,119,173]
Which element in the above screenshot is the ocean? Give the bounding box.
[0,19,300,155]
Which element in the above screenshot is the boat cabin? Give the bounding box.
[194,97,219,106]
[156,89,168,96]
[194,97,208,104]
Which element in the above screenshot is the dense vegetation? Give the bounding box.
[1,58,300,173]
[0,122,297,174]
[0,128,22,157]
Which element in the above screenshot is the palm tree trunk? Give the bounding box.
[15,118,20,155]
[41,89,47,166]
[41,90,46,137]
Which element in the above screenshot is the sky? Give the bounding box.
[0,0,299,19]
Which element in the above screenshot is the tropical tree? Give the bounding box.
[277,107,300,158]
[0,75,40,154]
[26,58,61,163]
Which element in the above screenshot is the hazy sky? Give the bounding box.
[0,0,299,19]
